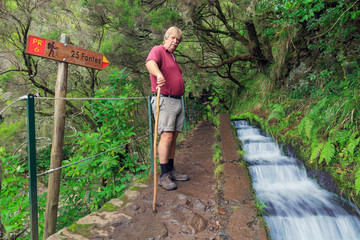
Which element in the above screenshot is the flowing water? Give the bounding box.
[233,120,360,240]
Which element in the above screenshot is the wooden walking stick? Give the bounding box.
[153,87,161,212]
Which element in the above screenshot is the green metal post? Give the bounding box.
[148,96,154,173]
[27,94,39,240]
[181,96,187,135]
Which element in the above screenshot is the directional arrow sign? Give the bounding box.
[26,35,109,70]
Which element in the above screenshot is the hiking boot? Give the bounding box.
[169,169,189,181]
[158,173,177,190]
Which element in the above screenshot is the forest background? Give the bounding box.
[0,0,359,239]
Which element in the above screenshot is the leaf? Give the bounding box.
[355,169,360,195]
[267,104,285,122]
[311,142,324,162]
[319,140,335,164]
[347,136,360,157]
[298,116,314,139]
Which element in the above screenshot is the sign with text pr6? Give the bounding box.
[26,35,109,70]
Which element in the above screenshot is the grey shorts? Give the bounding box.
[151,96,184,135]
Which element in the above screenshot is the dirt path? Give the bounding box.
[49,116,267,240]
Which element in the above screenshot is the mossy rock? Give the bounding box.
[118,195,128,207]
[68,223,98,238]
[98,202,119,212]
[129,186,141,191]
[136,175,151,184]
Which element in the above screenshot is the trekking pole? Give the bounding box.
[153,86,161,212]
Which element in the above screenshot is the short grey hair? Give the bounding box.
[164,26,183,43]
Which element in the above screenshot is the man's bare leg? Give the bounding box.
[168,131,179,160]
[158,131,175,164]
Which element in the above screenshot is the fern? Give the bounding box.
[355,169,360,195]
[311,142,324,163]
[267,104,285,121]
[333,130,351,149]
[347,135,360,158]
[319,140,335,164]
[298,116,314,140]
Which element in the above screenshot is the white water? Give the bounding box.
[233,120,360,240]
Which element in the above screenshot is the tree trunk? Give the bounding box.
[245,21,269,70]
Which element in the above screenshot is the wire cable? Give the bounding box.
[34,134,149,178]
[35,96,148,101]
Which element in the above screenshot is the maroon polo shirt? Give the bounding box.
[146,45,184,96]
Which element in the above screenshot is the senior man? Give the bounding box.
[145,26,189,190]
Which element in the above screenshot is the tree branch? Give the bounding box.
[0,68,29,75]
[198,55,252,68]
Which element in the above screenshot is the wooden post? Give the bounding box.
[43,34,69,239]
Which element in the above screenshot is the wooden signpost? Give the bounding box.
[26,35,110,70]
[25,34,109,240]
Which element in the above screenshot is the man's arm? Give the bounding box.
[146,60,165,88]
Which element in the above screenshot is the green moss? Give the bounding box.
[118,195,128,207]
[129,186,141,191]
[98,202,119,212]
[68,223,97,238]
[136,176,150,185]
[214,164,224,177]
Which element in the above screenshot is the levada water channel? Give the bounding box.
[233,120,360,240]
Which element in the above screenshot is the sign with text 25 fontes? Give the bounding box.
[25,35,109,70]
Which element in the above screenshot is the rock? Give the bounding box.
[135,222,168,240]
[110,214,132,227]
[124,189,140,200]
[188,213,207,232]
[126,202,140,211]
[194,199,206,211]
[181,224,195,234]
[160,209,184,225]
[107,198,124,208]
[134,183,149,188]
[77,212,132,228]
[91,229,110,238]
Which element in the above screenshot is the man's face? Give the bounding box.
[163,32,181,53]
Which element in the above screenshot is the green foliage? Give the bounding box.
[147,8,179,30]
[319,140,335,164]
[0,146,46,239]
[232,112,265,128]
[212,142,222,164]
[0,120,26,143]
[267,104,285,120]
[255,198,269,216]
[259,0,359,56]
[57,69,148,229]
[356,169,360,195]
[310,141,323,163]
[298,116,314,141]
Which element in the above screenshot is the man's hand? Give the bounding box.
[156,74,165,88]
[146,60,166,89]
